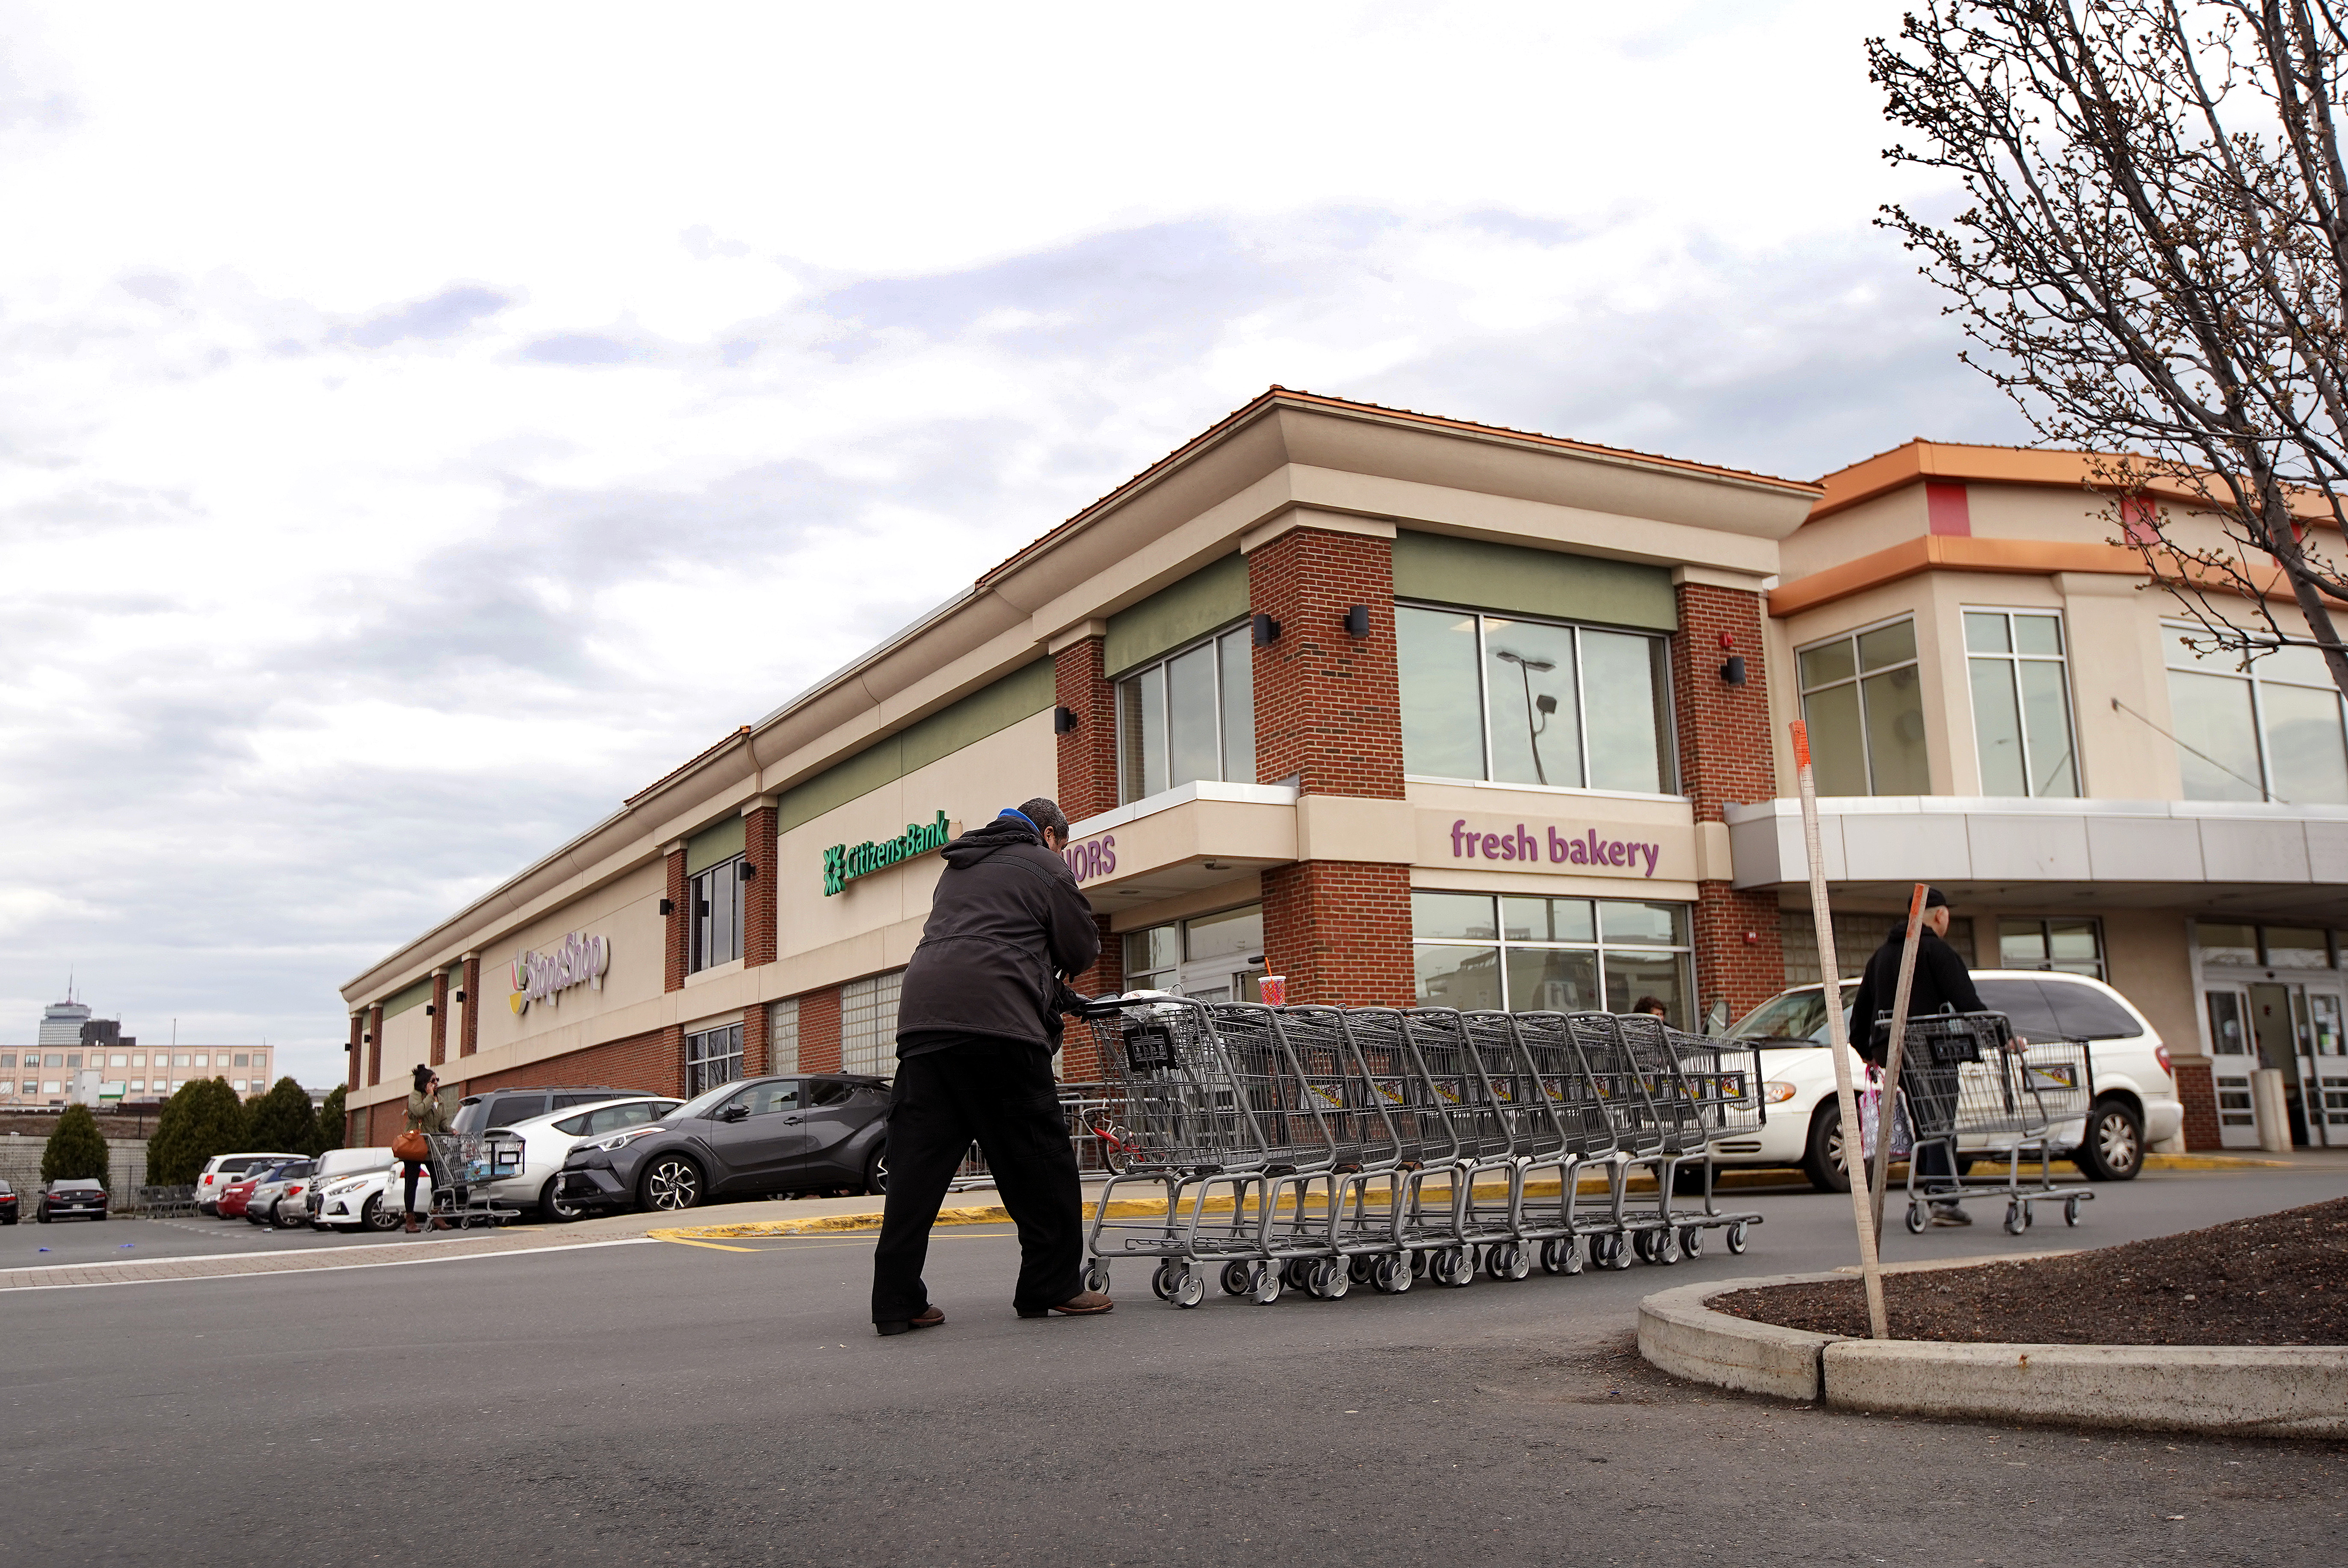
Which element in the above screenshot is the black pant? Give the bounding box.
[870,1035,1082,1323]
[402,1159,427,1213]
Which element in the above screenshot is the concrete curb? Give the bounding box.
[1636,1273,2348,1436]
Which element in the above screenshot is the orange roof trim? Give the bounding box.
[624,725,750,807]
[1808,438,2331,524]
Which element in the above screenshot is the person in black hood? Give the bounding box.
[1845,887,1987,1227]
[870,797,1111,1335]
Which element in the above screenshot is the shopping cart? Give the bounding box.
[1510,1010,1618,1277]
[1390,1008,1519,1288]
[1658,1029,1766,1257]
[422,1133,523,1228]
[1242,1005,1405,1302]
[1893,1012,2097,1234]
[1561,1012,1672,1268]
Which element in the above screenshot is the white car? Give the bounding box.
[195,1151,304,1216]
[1715,970,2184,1192]
[479,1096,680,1220]
[312,1162,410,1233]
[295,1148,393,1228]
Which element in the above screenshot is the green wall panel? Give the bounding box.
[381,976,435,1019]
[778,660,1053,834]
[1391,531,1677,632]
[685,814,747,875]
[1105,554,1251,676]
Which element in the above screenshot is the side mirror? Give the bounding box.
[718,1104,749,1123]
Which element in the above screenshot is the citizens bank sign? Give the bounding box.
[823,811,951,896]
[510,930,611,1015]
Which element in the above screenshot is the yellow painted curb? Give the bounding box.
[2142,1152,2297,1171]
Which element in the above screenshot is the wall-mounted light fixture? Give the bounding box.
[1720,656,1747,685]
[453,989,466,1003]
[1344,604,1369,638]
[1053,705,1080,734]
[1252,613,1281,646]
[424,1004,435,1016]
[738,861,757,881]
[658,897,675,916]
[362,1033,372,1044]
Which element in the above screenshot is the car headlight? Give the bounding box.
[594,1127,663,1153]
[1762,1080,1799,1104]
[324,1178,373,1196]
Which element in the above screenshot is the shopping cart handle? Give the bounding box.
[1076,994,1138,1019]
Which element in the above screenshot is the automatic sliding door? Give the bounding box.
[2203,988,2262,1149]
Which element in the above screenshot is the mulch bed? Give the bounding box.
[1712,1197,2348,1346]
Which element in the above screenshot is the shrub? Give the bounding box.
[147,1078,250,1186]
[316,1086,347,1155]
[245,1076,319,1156]
[41,1104,111,1189]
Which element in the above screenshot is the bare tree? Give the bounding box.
[1872,1,2348,698]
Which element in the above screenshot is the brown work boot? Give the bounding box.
[875,1305,946,1337]
[1019,1290,1113,1319]
[403,1216,420,1234]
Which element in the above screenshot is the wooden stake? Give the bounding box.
[1868,882,1929,1241]
[1789,721,1889,1340]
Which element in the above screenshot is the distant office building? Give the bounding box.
[4,999,274,1106]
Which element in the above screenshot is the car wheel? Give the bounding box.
[2076,1098,2144,1182]
[360,1194,402,1233]
[639,1155,703,1213]
[538,1177,582,1223]
[864,1148,889,1198]
[1802,1102,1850,1194]
[37,1211,50,1223]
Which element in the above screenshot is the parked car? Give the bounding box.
[245,1160,317,1227]
[37,1179,109,1222]
[0,1178,18,1224]
[449,1086,633,1138]
[297,1148,394,1229]
[311,1164,406,1234]
[479,1097,680,1219]
[1718,970,2184,1191]
[196,1151,303,1216]
[558,1074,890,1215]
[217,1160,304,1221]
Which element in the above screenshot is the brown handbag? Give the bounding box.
[391,1129,430,1162]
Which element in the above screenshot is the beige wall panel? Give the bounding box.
[1410,867,1700,902]
[1963,483,2114,543]
[2100,908,2200,1063]
[1780,488,1928,579]
[2058,573,2181,799]
[469,861,666,1059]
[1108,875,1266,933]
[380,1005,429,1081]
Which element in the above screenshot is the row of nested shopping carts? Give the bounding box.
[1076,995,1766,1307]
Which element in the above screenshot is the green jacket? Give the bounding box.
[404,1091,452,1136]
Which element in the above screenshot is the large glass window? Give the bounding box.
[1410,892,1694,1024]
[1396,605,1674,793]
[691,855,745,972]
[1122,905,1265,1002]
[1996,917,2103,978]
[1116,626,1255,802]
[841,970,903,1078]
[684,1022,742,1096]
[1796,618,1928,795]
[2164,626,2348,803]
[1965,610,2078,796]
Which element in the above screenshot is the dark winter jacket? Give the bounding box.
[893,813,1100,1057]
[1846,921,1985,1066]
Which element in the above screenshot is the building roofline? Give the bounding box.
[1806,437,2331,523]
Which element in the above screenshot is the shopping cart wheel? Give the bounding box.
[1151,1261,1176,1301]
[2003,1202,2024,1236]
[1371,1254,1403,1293]
[1252,1264,1282,1305]
[1279,1258,1306,1291]
[1315,1259,1350,1300]
[1506,1243,1532,1281]
[1653,1228,1680,1266]
[1220,1261,1253,1296]
[1483,1242,1512,1281]
[1348,1255,1375,1287]
[1410,1249,1429,1278]
[1083,1262,1110,1293]
[1606,1236,1634,1271]
[1561,1235,1585,1274]
[2064,1195,2082,1227]
[1724,1222,1749,1256]
[1679,1226,1702,1260]
[1905,1203,1928,1235]
[2020,1202,2034,1231]
[1174,1269,1206,1309]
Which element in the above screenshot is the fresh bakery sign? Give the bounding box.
[1446,817,1664,879]
[510,930,611,1015]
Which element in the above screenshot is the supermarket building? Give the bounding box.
[340,392,2348,1155]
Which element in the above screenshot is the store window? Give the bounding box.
[684,1022,743,1096]
[841,970,903,1078]
[1411,892,1694,1024]
[1997,917,2103,977]
[769,997,801,1075]
[1396,605,1674,793]
[2165,626,2348,803]
[1964,610,2079,796]
[691,855,746,971]
[1116,624,1255,802]
[1796,617,1928,795]
[1122,905,1266,1001]
[2197,922,2337,968]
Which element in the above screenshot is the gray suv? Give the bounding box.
[449,1085,634,1136]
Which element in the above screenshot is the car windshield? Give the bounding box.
[1724,984,1857,1045]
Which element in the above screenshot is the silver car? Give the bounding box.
[481,1096,681,1219]
[245,1160,317,1227]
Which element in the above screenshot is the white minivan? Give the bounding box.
[1716,971,2184,1192]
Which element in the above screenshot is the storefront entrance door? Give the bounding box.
[2300,988,2348,1148]
[2202,987,2263,1149]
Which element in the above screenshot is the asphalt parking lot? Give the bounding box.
[6,1165,2342,1565]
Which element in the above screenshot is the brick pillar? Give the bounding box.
[1060,914,1122,1080]
[657,1023,688,1097]
[1248,527,1413,1005]
[1054,634,1119,821]
[798,986,843,1073]
[742,1002,771,1078]
[346,1015,362,1091]
[664,847,689,992]
[366,1005,384,1086]
[743,805,778,966]
[1671,580,1785,1022]
[460,955,482,1056]
[2175,1060,2222,1151]
[429,971,448,1067]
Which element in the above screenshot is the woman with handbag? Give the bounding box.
[396,1065,453,1234]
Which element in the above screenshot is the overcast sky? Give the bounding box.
[0,2,2029,1085]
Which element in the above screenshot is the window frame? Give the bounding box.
[1794,612,1927,796]
[689,853,746,973]
[1961,606,2082,798]
[1395,599,1680,797]
[1993,915,2106,979]
[1112,621,1257,805]
[684,1022,744,1097]
[2162,621,2348,803]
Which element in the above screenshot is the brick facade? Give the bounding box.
[1670,580,1786,1021]
[367,1005,384,1087]
[428,970,448,1067]
[1053,634,1119,822]
[456,1024,686,1101]
[346,1014,362,1091]
[743,805,778,967]
[1247,529,1406,798]
[2174,1059,2222,1151]
[664,848,688,992]
[742,1000,771,1079]
[1261,860,1414,1007]
[460,954,482,1056]
[1059,914,1122,1080]
[797,985,844,1073]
